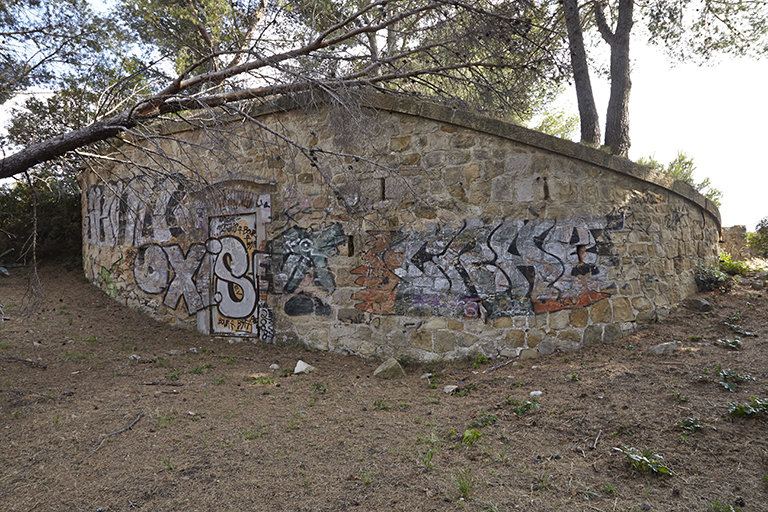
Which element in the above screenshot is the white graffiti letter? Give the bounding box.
[164,243,207,314]
[208,236,257,319]
[133,243,170,295]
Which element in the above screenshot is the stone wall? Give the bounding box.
[719,225,753,261]
[80,93,721,361]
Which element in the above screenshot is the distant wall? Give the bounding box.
[720,225,753,261]
[80,93,721,361]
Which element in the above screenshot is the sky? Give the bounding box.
[560,44,768,231]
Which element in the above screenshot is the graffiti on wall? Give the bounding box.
[84,174,272,247]
[209,214,262,335]
[85,175,193,247]
[352,216,618,319]
[269,200,347,317]
[85,177,276,340]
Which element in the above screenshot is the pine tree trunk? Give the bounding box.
[597,0,634,156]
[562,0,601,146]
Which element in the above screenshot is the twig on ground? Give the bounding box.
[482,359,514,374]
[213,354,254,361]
[0,355,46,368]
[591,430,602,450]
[28,389,54,401]
[76,412,144,467]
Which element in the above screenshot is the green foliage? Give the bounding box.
[746,217,768,257]
[615,446,672,475]
[728,397,768,417]
[472,353,489,368]
[0,0,131,104]
[717,369,755,393]
[0,176,81,264]
[242,424,269,440]
[676,417,703,432]
[638,152,722,206]
[719,253,750,276]
[245,376,275,385]
[468,411,498,429]
[373,399,391,411]
[360,467,373,485]
[189,363,214,374]
[530,109,579,140]
[453,468,474,499]
[694,264,730,293]
[161,456,176,471]
[697,364,755,392]
[507,398,540,416]
[709,499,742,512]
[416,447,437,471]
[461,428,482,445]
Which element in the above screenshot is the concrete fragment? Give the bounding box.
[294,360,316,374]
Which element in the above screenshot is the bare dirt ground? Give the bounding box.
[1,263,768,512]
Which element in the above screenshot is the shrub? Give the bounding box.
[746,217,768,258]
[694,265,730,293]
[0,175,81,265]
[719,253,750,276]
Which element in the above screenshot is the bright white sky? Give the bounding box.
[561,43,768,231]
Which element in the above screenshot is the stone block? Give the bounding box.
[631,296,653,311]
[447,319,464,331]
[433,330,460,353]
[589,299,612,324]
[519,348,538,360]
[493,317,512,329]
[411,330,432,351]
[422,317,447,330]
[526,328,545,348]
[468,180,491,205]
[358,341,378,357]
[505,329,526,348]
[490,176,515,202]
[583,325,602,346]
[569,308,589,328]
[549,310,570,330]
[612,297,634,323]
[635,311,657,324]
[603,324,622,343]
[390,136,411,152]
[537,338,556,355]
[374,358,406,379]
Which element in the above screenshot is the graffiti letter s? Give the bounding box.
[208,236,257,319]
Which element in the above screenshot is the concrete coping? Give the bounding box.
[141,89,722,229]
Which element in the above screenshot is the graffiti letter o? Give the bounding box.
[133,243,170,295]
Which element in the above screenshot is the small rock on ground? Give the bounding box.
[647,342,679,355]
[689,298,712,312]
[373,358,405,379]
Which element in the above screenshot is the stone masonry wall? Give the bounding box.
[80,93,721,361]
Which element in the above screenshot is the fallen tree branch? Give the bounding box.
[76,412,144,467]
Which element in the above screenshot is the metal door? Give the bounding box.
[208,214,260,336]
